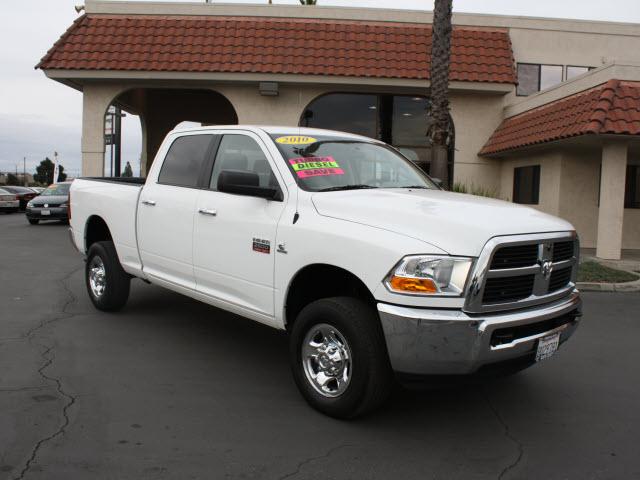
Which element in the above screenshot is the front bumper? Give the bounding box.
[26,206,68,220]
[0,203,19,211]
[378,291,581,376]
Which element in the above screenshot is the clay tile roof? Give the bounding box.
[481,79,640,156]
[37,14,516,84]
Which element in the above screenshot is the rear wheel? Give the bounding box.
[28,219,39,225]
[86,241,130,311]
[289,297,393,419]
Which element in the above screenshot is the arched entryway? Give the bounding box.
[300,92,455,186]
[108,88,238,175]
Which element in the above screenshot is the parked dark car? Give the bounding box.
[0,187,20,213]
[25,182,71,225]
[1,186,37,211]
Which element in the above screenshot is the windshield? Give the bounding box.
[3,186,32,193]
[270,134,437,192]
[41,184,70,196]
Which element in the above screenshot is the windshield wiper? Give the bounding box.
[395,185,431,189]
[318,184,378,192]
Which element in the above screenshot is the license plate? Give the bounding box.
[41,209,51,216]
[536,333,560,362]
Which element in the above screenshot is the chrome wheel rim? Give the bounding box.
[88,256,106,298]
[302,323,352,398]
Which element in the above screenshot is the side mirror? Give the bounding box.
[217,170,281,200]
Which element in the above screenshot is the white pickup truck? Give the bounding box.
[69,126,581,418]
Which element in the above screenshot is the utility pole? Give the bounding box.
[23,157,27,186]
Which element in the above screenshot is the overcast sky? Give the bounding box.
[1,0,639,178]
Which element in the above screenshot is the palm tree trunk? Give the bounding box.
[428,0,453,187]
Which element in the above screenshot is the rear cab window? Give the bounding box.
[158,134,215,188]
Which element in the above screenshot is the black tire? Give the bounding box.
[289,297,393,419]
[28,219,39,225]
[85,241,130,312]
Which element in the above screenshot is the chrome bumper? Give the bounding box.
[378,291,581,375]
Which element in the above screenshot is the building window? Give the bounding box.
[566,66,592,80]
[517,63,563,96]
[513,165,540,204]
[301,93,454,184]
[625,164,640,208]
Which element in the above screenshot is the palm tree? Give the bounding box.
[428,0,453,187]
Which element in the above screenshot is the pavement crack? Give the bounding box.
[484,392,524,480]
[11,266,82,480]
[23,266,82,340]
[277,443,352,480]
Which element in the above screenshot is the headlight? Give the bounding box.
[27,202,34,208]
[385,255,473,296]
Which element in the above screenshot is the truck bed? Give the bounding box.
[70,177,145,276]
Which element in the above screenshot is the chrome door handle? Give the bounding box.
[141,200,156,206]
[198,208,217,216]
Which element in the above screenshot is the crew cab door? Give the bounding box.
[137,133,216,288]
[193,132,287,317]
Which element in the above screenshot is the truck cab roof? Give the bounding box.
[169,125,378,143]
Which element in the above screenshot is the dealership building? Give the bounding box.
[38,1,640,259]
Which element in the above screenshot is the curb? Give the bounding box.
[577,278,640,292]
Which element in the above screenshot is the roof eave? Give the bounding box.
[41,69,515,93]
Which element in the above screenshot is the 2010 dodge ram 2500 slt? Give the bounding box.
[69,126,581,418]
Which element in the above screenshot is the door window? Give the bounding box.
[158,134,214,187]
[209,135,278,190]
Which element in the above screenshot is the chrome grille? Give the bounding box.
[483,274,535,303]
[465,232,578,314]
[552,241,574,262]
[490,244,538,270]
[549,267,572,292]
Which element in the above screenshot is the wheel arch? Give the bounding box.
[284,263,377,331]
[84,215,113,253]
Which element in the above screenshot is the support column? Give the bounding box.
[596,142,628,260]
[81,84,126,177]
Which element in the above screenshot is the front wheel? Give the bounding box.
[289,297,393,419]
[85,241,130,311]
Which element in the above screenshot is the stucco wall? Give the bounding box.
[505,26,640,105]
[497,147,640,251]
[510,29,640,71]
[499,150,562,216]
[214,84,326,126]
[557,150,601,249]
[623,210,640,249]
[623,154,640,249]
[449,93,504,192]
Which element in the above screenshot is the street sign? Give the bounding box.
[105,115,113,136]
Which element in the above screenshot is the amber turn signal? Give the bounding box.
[388,275,438,293]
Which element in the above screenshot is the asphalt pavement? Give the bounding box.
[1,212,639,480]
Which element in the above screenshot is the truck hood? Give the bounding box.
[311,189,574,257]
